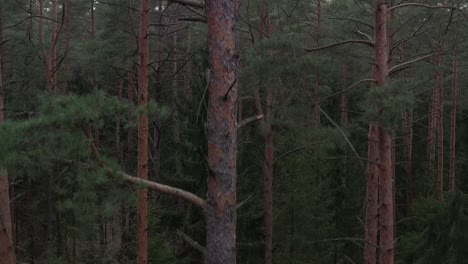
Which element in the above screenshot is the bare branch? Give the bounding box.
[170,0,204,9]
[304,40,373,54]
[387,3,450,12]
[177,230,206,253]
[88,134,206,209]
[237,115,263,129]
[319,107,364,169]
[120,172,206,208]
[389,53,434,75]
[179,17,207,23]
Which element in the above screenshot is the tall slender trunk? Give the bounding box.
[205,0,239,262]
[127,69,134,165]
[314,0,321,180]
[449,48,457,192]
[64,0,70,94]
[116,79,124,163]
[437,45,444,201]
[427,82,436,184]
[0,3,15,260]
[374,3,393,264]
[90,0,100,146]
[340,64,348,188]
[137,0,151,263]
[364,122,379,264]
[172,12,183,179]
[257,3,274,263]
[400,45,414,215]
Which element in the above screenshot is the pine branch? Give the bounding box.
[87,133,206,209]
[237,115,263,129]
[388,53,436,75]
[304,39,374,54]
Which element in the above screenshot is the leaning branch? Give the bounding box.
[120,172,206,209]
[177,230,206,254]
[388,53,435,75]
[304,40,373,54]
[88,135,206,209]
[170,0,204,9]
[237,115,263,129]
[319,107,364,169]
[387,3,450,12]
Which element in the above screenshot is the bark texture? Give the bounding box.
[449,49,457,192]
[0,2,15,259]
[137,0,151,263]
[205,0,239,262]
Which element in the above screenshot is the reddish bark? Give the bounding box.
[0,1,15,259]
[449,49,457,192]
[205,0,239,262]
[127,69,134,161]
[364,123,379,264]
[374,3,393,264]
[137,0,151,263]
[437,46,444,201]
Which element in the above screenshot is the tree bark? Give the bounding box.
[137,0,151,263]
[257,3,274,262]
[205,0,239,262]
[364,123,379,264]
[374,3,393,264]
[436,45,444,201]
[0,1,14,260]
[449,48,457,192]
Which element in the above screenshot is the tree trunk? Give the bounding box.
[64,0,71,94]
[116,79,124,163]
[172,15,183,179]
[364,123,379,264]
[436,46,444,201]
[264,128,273,264]
[0,2,15,260]
[449,48,457,192]
[137,0,151,263]
[205,0,239,262]
[257,3,274,263]
[127,69,134,165]
[374,3,393,264]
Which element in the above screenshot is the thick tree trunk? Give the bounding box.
[205,0,239,262]
[374,3,393,264]
[449,49,457,192]
[137,0,151,263]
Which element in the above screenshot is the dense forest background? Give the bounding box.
[1,0,468,263]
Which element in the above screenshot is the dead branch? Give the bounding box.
[304,40,374,54]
